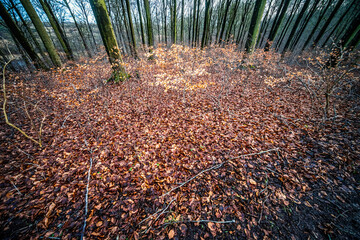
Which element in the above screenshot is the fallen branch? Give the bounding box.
[144,198,175,233]
[80,140,93,240]
[2,60,43,147]
[161,148,278,198]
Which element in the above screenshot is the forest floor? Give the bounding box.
[0,45,360,240]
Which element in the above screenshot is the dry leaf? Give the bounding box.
[168,229,175,239]
[249,179,257,185]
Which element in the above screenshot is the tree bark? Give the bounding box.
[19,0,62,67]
[124,0,138,58]
[63,0,92,58]
[245,0,266,53]
[39,0,74,60]
[0,1,47,70]
[136,0,146,46]
[89,0,128,81]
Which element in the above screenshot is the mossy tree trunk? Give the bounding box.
[8,0,46,60]
[19,0,62,67]
[39,0,74,60]
[0,1,47,70]
[245,0,266,53]
[89,0,128,81]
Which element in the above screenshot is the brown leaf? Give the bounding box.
[96,221,103,227]
[168,229,175,239]
[249,179,257,185]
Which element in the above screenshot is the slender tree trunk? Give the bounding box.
[63,0,91,57]
[39,0,74,60]
[162,0,168,45]
[89,0,128,81]
[19,0,62,67]
[302,0,334,51]
[9,0,45,59]
[321,0,356,48]
[264,0,289,50]
[194,0,201,46]
[225,0,240,43]
[282,0,311,53]
[136,0,146,46]
[313,0,345,48]
[275,0,301,51]
[124,0,138,58]
[180,0,185,43]
[77,0,99,51]
[215,1,225,43]
[170,0,177,44]
[257,0,274,48]
[143,0,154,48]
[201,0,211,48]
[245,0,266,53]
[289,0,321,51]
[218,0,232,44]
[0,1,47,70]
[341,12,360,49]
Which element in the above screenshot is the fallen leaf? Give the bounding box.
[168,229,175,239]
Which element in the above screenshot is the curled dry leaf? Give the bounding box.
[168,229,175,239]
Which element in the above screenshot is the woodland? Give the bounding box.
[0,0,360,239]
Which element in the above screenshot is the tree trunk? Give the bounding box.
[264,0,290,51]
[63,0,92,58]
[275,0,301,51]
[19,0,62,67]
[9,0,46,59]
[225,0,240,43]
[180,0,185,43]
[281,0,311,54]
[321,0,356,48]
[89,0,128,81]
[77,0,99,52]
[313,0,345,48]
[170,0,177,44]
[289,0,321,51]
[39,0,74,60]
[0,1,47,70]
[124,0,138,58]
[302,0,335,51]
[136,0,146,46]
[218,0,232,44]
[201,0,211,48]
[245,0,266,53]
[162,0,168,45]
[143,0,154,48]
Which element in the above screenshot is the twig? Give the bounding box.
[161,148,278,198]
[61,114,72,128]
[188,219,235,224]
[161,163,224,198]
[144,198,175,233]
[10,180,22,195]
[80,141,93,240]
[229,148,279,160]
[2,60,42,147]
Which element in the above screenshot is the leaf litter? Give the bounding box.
[0,46,359,239]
